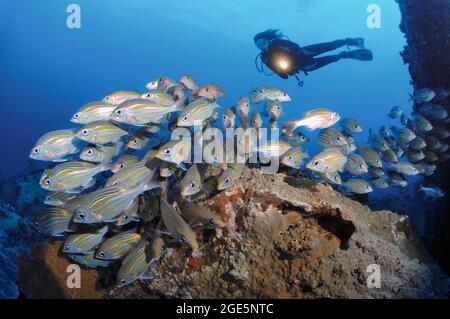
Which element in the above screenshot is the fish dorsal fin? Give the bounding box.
[304,108,331,117]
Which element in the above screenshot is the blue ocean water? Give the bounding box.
[1,0,411,177]
[2,0,434,299]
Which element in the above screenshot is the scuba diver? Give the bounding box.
[254,29,373,86]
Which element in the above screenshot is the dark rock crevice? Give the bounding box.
[397,0,450,274]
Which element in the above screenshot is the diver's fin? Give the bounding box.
[347,49,373,61]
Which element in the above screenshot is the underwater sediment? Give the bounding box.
[397,0,450,273]
[19,168,449,298]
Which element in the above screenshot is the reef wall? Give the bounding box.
[18,169,449,298]
[397,0,450,273]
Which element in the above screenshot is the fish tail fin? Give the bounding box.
[143,179,161,193]
[99,162,112,172]
[98,225,109,236]
[173,97,186,112]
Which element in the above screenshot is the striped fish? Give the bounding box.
[103,90,140,105]
[95,229,141,260]
[110,98,184,125]
[160,198,198,250]
[345,153,368,176]
[177,98,218,127]
[29,129,79,162]
[74,180,159,224]
[106,161,154,188]
[36,207,74,236]
[76,121,128,145]
[80,142,123,163]
[62,226,108,254]
[112,154,139,173]
[359,147,383,168]
[68,251,114,269]
[71,101,117,124]
[249,87,291,104]
[126,132,150,150]
[217,163,245,190]
[44,192,76,207]
[306,148,347,173]
[156,139,191,166]
[341,118,363,134]
[116,239,153,286]
[258,140,292,159]
[319,128,347,148]
[115,197,140,226]
[39,161,110,192]
[141,90,176,106]
[179,199,225,229]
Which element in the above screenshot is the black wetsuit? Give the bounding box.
[262,38,353,78]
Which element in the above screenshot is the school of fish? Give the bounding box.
[30,77,448,286]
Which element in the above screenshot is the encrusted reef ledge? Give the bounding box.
[19,168,449,298]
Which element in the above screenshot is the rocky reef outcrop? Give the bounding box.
[397,0,450,273]
[19,169,449,298]
[0,170,45,298]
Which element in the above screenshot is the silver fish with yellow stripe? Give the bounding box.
[103,90,140,105]
[106,161,155,188]
[30,129,80,162]
[177,98,219,127]
[111,98,184,126]
[44,192,76,207]
[36,207,74,236]
[179,199,225,229]
[62,225,108,254]
[74,179,159,224]
[39,161,110,192]
[217,162,245,190]
[71,101,117,124]
[68,251,114,269]
[95,228,141,260]
[111,154,139,173]
[116,239,153,286]
[156,139,191,166]
[80,142,123,163]
[306,148,347,173]
[76,121,128,145]
[160,198,198,250]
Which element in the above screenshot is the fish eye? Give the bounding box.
[77,212,85,220]
[87,149,93,155]
[123,215,128,220]
[74,113,79,118]
[82,129,89,136]
[179,236,187,244]
[33,147,39,154]
[119,163,124,168]
[105,97,110,100]
[45,179,51,186]
[360,164,364,169]
[259,90,263,93]
[183,116,188,121]
[164,149,171,155]
[98,252,105,258]
[190,181,196,189]
[120,279,126,284]
[133,139,138,144]
[115,109,122,116]
[225,178,230,185]
[205,88,209,92]
[207,219,216,227]
[63,245,69,251]
[46,196,51,201]
[313,160,319,166]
